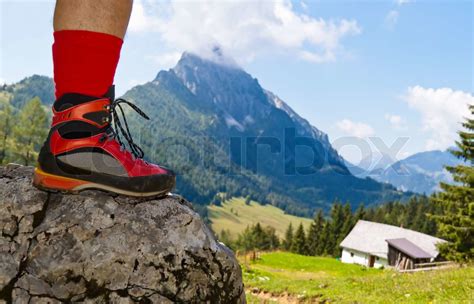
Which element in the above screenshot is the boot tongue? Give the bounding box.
[104,85,115,101]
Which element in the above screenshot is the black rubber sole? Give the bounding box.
[33,167,173,198]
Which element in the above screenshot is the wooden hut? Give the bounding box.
[340,220,446,269]
[386,238,432,270]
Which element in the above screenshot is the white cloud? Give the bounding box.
[385,113,406,130]
[385,10,399,29]
[404,86,473,150]
[336,119,375,138]
[147,51,182,69]
[385,0,411,30]
[128,0,162,33]
[129,0,361,64]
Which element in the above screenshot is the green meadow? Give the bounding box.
[242,252,473,303]
[208,197,312,239]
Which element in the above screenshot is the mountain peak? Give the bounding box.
[167,51,268,123]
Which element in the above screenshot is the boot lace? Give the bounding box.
[100,98,149,159]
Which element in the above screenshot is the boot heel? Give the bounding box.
[33,167,87,192]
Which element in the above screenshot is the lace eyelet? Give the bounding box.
[103,98,148,161]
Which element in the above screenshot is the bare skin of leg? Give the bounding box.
[54,0,133,39]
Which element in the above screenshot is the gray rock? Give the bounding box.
[0,164,245,303]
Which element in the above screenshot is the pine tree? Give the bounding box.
[233,224,281,251]
[264,226,280,250]
[219,229,233,248]
[236,226,255,252]
[317,222,331,256]
[422,197,439,236]
[283,223,294,251]
[432,104,474,262]
[252,223,267,249]
[354,203,365,221]
[387,201,403,227]
[373,207,386,224]
[328,202,344,256]
[291,223,307,255]
[338,203,354,248]
[365,208,376,222]
[403,198,418,228]
[307,209,324,256]
[412,197,428,232]
[384,201,397,225]
[12,97,48,165]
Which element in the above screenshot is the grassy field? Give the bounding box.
[242,252,473,303]
[208,197,312,239]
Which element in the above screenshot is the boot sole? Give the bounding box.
[33,167,170,198]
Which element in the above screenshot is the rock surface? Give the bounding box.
[0,164,245,303]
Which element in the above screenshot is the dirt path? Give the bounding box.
[246,288,323,304]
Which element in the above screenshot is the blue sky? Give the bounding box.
[0,0,472,166]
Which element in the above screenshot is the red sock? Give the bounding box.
[53,30,123,99]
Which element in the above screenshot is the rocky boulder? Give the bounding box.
[0,164,245,303]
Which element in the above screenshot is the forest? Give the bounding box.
[0,94,49,166]
[219,196,439,257]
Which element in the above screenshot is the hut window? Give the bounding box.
[350,252,354,257]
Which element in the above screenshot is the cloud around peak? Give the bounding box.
[404,86,473,151]
[129,0,361,64]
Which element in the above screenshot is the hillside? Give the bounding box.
[208,197,312,239]
[1,75,54,108]
[244,252,472,303]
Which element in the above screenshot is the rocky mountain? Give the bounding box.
[372,150,463,195]
[1,53,411,216]
[122,52,409,215]
[0,164,244,303]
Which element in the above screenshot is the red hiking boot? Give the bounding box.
[33,90,175,197]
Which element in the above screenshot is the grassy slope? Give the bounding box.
[208,197,312,239]
[243,252,473,303]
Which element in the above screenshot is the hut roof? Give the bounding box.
[386,238,433,259]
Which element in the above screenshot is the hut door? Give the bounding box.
[368,255,375,267]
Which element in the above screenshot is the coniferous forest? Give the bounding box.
[220,196,440,257]
[0,94,49,166]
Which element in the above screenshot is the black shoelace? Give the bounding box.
[100,98,149,159]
